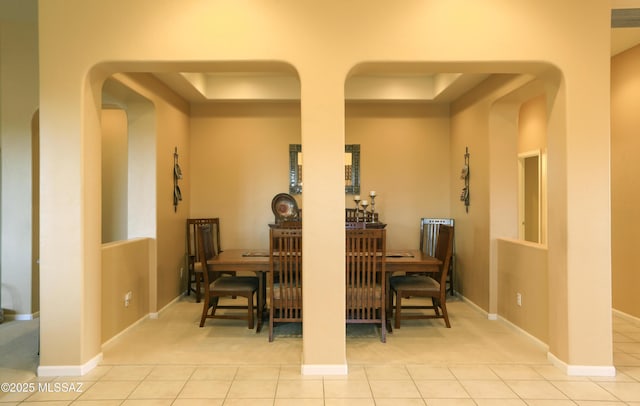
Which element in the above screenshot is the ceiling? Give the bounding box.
[152,9,640,105]
[5,3,635,106]
[612,26,640,55]
[5,3,639,106]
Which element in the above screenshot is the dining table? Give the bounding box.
[204,248,442,333]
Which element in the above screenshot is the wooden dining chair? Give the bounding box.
[196,224,259,329]
[420,218,455,295]
[187,218,235,301]
[268,227,303,342]
[346,208,379,223]
[274,220,302,228]
[345,228,387,342]
[345,208,359,222]
[390,224,454,328]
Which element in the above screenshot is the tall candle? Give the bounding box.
[354,195,360,201]
[370,191,376,197]
[361,200,368,206]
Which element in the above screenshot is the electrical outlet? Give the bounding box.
[516,292,522,307]
[124,291,132,307]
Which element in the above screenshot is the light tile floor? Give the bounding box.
[2,295,640,405]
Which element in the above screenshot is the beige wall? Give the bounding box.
[36,0,613,375]
[519,94,548,244]
[101,238,152,343]
[611,43,640,319]
[189,102,301,249]
[101,109,129,243]
[111,73,191,311]
[188,101,451,251]
[497,238,548,342]
[519,95,548,153]
[451,75,531,310]
[345,102,451,249]
[485,77,551,318]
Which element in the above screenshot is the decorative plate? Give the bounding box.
[271,193,299,221]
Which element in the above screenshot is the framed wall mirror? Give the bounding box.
[289,144,360,195]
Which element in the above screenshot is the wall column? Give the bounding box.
[37,66,104,375]
[546,69,614,375]
[299,70,347,374]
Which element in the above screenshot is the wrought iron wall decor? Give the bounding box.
[289,144,360,195]
[173,147,182,212]
[460,146,470,212]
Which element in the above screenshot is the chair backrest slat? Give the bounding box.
[419,218,454,256]
[195,224,213,288]
[434,224,455,287]
[187,218,222,261]
[269,227,303,320]
[345,228,386,322]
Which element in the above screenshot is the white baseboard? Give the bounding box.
[149,294,182,319]
[461,295,614,377]
[101,313,150,349]
[301,364,348,376]
[37,352,103,377]
[612,308,640,324]
[103,294,183,348]
[460,294,548,351]
[497,315,549,351]
[458,294,496,320]
[547,352,616,377]
[3,311,40,321]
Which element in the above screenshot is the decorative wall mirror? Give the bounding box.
[289,144,360,195]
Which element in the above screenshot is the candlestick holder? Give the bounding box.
[353,196,361,222]
[360,200,369,222]
[369,195,377,222]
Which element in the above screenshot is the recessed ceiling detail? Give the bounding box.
[344,73,489,102]
[153,70,488,104]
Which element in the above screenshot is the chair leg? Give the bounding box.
[247,294,255,329]
[269,308,274,342]
[210,296,220,316]
[440,298,451,328]
[199,297,210,327]
[187,268,192,296]
[432,297,440,316]
[394,291,402,330]
[195,273,202,303]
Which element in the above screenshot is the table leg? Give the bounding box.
[255,271,266,333]
[196,274,202,303]
[385,272,393,333]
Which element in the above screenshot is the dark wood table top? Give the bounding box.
[206,248,440,273]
